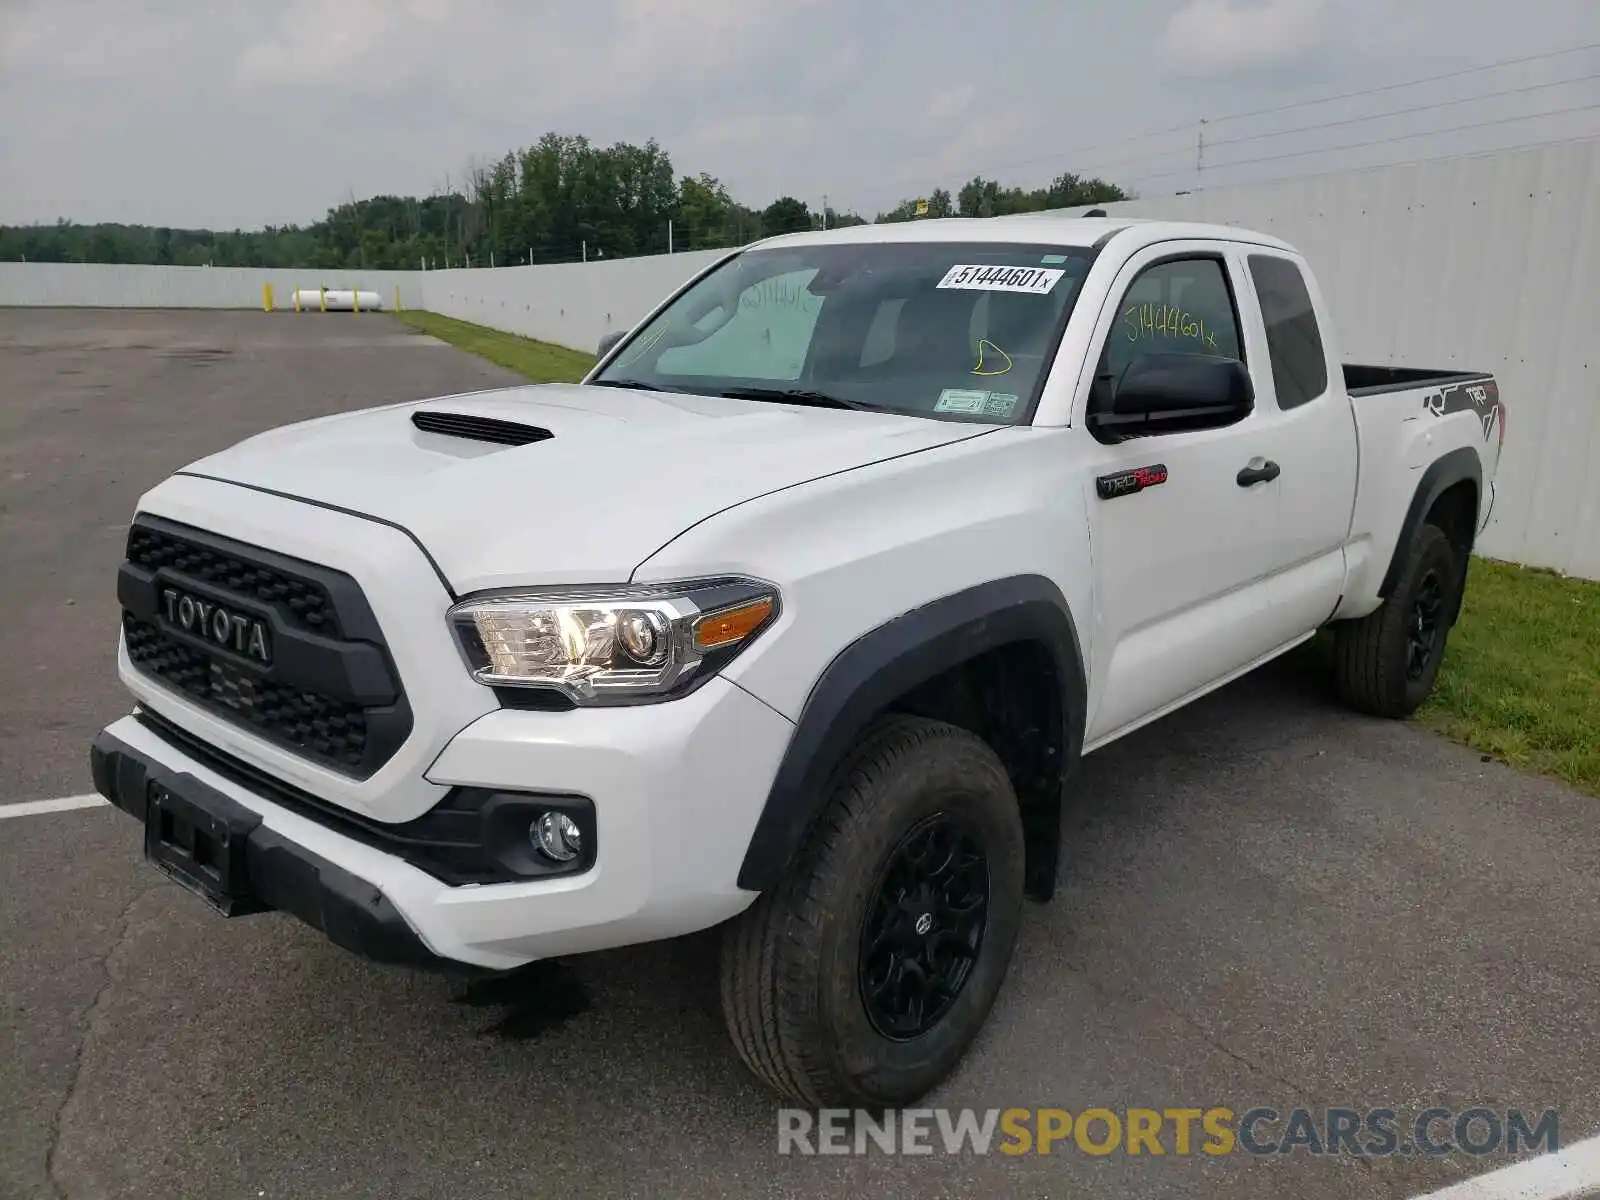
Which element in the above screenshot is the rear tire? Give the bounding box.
[719,715,1025,1107]
[1332,523,1461,718]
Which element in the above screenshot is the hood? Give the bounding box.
[181,383,991,592]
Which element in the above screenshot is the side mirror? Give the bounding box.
[597,330,627,359]
[1091,352,1253,438]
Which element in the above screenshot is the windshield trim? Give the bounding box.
[585,239,1107,428]
[1013,241,1107,426]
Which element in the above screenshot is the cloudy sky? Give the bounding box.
[1,0,1596,229]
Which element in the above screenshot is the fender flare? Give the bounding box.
[735,574,1087,895]
[1377,446,1482,605]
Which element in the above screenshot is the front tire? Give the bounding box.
[719,715,1025,1107]
[1332,522,1462,718]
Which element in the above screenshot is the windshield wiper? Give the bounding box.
[589,377,665,392]
[713,386,874,412]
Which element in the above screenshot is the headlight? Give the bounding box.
[447,577,780,706]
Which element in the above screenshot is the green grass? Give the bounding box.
[398,308,1600,793]
[396,310,596,383]
[1301,557,1600,792]
[1415,557,1600,793]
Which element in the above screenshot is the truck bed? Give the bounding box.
[1343,364,1493,397]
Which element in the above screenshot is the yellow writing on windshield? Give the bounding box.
[972,339,1013,376]
[1123,303,1221,351]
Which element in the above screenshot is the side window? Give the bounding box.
[1101,256,1243,385]
[654,268,824,380]
[1248,254,1328,410]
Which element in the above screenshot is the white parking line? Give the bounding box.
[0,794,108,819]
[1410,1134,1600,1199]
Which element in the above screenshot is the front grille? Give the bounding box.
[117,516,412,778]
[127,525,339,636]
[123,615,370,768]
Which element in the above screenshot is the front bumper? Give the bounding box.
[93,726,446,968]
[93,674,795,971]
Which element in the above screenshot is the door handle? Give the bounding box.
[1237,459,1281,487]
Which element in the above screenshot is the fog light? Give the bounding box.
[531,811,583,862]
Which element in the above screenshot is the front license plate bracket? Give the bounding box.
[143,775,269,917]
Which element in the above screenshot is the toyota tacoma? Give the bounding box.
[91,216,1505,1106]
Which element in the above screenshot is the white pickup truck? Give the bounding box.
[92,216,1504,1106]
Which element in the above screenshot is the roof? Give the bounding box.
[750,214,1296,255]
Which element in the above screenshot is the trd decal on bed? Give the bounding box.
[1422,379,1500,442]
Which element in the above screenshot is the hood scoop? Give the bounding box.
[411,410,554,447]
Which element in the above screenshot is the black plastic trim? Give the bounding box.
[1377,446,1482,601]
[735,574,1086,893]
[91,729,450,969]
[131,708,595,886]
[492,687,577,711]
[411,411,554,446]
[1344,364,1493,397]
[173,471,458,600]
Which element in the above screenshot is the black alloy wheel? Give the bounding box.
[718,715,1026,1106]
[858,813,991,1041]
[1405,569,1445,680]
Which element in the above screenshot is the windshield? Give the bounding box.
[591,241,1095,423]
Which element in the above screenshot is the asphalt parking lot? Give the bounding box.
[3,308,1597,1200]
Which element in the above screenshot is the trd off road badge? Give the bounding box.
[1096,464,1168,500]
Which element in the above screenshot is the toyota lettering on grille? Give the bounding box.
[160,587,272,665]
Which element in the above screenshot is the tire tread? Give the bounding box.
[721,715,1016,1106]
[1332,523,1458,718]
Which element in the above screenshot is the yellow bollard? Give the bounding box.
[353,287,361,315]
[394,285,401,313]
[293,287,302,313]
[262,283,274,312]
[319,287,326,313]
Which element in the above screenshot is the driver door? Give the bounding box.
[1078,244,1286,746]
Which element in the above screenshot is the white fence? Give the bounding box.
[0,262,425,310]
[2,139,1596,577]
[419,250,726,354]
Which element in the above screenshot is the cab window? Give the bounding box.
[1103,257,1242,379]
[1247,254,1328,410]
[1091,255,1244,420]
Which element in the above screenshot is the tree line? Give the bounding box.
[0,131,1128,270]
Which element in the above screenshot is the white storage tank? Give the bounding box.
[293,288,384,312]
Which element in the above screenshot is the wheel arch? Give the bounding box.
[735,574,1087,902]
[1378,446,1482,621]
